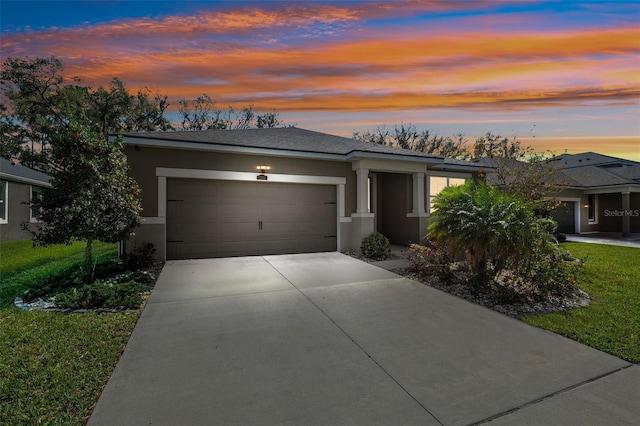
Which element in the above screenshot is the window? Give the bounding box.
[429,176,466,212]
[588,194,597,224]
[30,185,44,222]
[0,180,6,223]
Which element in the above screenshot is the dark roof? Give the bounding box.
[550,152,640,169]
[0,157,51,185]
[549,152,640,189]
[121,127,445,162]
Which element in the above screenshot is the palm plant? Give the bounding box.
[428,181,555,287]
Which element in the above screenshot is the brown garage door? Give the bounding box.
[166,179,337,260]
[550,201,576,234]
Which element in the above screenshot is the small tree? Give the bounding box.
[28,121,142,283]
[473,133,565,203]
[427,181,556,290]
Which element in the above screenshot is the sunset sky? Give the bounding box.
[2,0,639,160]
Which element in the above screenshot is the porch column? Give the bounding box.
[411,172,426,215]
[352,168,374,252]
[407,172,428,243]
[622,191,631,236]
[355,168,370,214]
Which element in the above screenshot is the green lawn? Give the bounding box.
[522,242,640,363]
[0,240,118,307]
[0,309,139,424]
[0,240,140,425]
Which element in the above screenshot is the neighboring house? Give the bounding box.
[0,157,52,242]
[121,127,481,261]
[548,152,640,236]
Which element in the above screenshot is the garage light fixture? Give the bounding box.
[256,165,271,173]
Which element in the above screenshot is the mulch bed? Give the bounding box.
[392,267,590,317]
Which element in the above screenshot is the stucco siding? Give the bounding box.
[0,181,33,242]
[125,222,166,261]
[125,146,357,217]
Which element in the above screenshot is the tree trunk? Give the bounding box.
[85,237,93,284]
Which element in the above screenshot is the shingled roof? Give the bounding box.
[550,152,640,189]
[550,152,638,169]
[121,127,444,161]
[0,157,51,186]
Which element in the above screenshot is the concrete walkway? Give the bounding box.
[89,253,639,425]
[566,234,640,248]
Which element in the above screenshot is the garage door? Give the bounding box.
[550,201,576,235]
[166,179,337,260]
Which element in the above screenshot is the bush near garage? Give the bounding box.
[54,280,149,309]
[360,232,391,261]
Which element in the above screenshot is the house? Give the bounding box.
[121,127,481,261]
[548,152,640,236]
[0,157,52,242]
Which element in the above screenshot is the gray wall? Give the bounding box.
[125,146,357,217]
[0,181,34,242]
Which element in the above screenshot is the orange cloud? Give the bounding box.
[520,136,640,161]
[2,3,638,121]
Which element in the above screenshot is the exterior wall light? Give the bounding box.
[583,203,589,208]
[256,165,271,180]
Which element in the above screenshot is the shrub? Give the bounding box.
[23,259,124,303]
[428,181,557,290]
[122,242,156,270]
[426,180,583,300]
[526,247,584,299]
[54,281,148,309]
[113,270,155,285]
[408,243,454,282]
[360,232,391,261]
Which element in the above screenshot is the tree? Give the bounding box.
[1,57,151,281]
[178,95,285,130]
[473,133,566,203]
[0,56,64,166]
[86,77,171,136]
[353,123,471,159]
[0,104,24,159]
[27,121,142,282]
[256,111,283,128]
[1,56,171,168]
[353,122,565,203]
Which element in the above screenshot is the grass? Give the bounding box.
[0,309,140,424]
[0,239,140,425]
[522,242,640,363]
[0,240,118,307]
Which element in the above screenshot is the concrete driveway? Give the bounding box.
[89,253,638,425]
